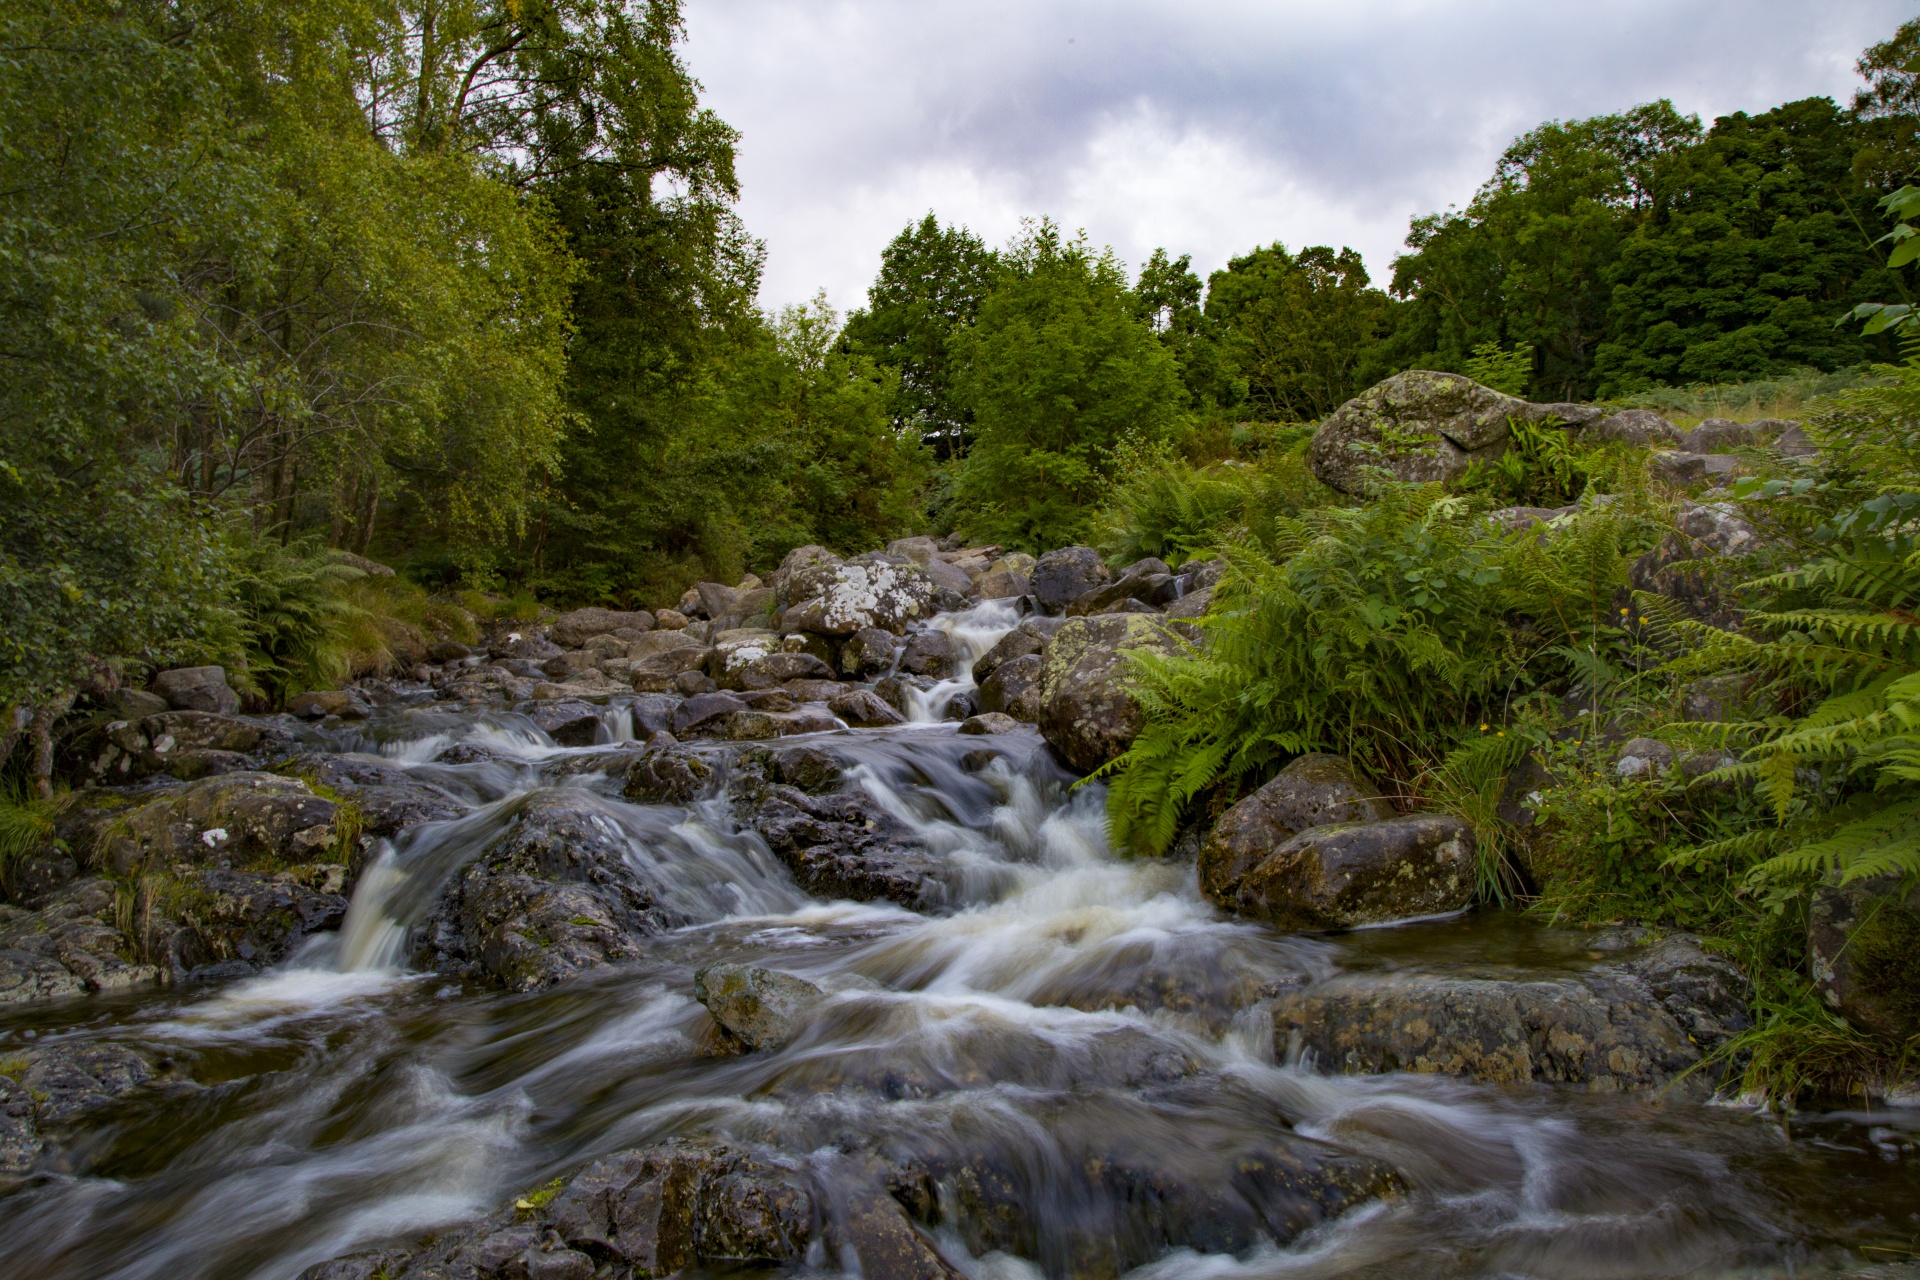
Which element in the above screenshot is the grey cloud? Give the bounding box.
[682,0,1911,307]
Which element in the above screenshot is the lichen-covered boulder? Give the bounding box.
[97,772,340,873]
[1269,935,1748,1095]
[1029,546,1111,612]
[974,617,1063,684]
[1034,615,1183,772]
[1809,874,1920,1041]
[1682,417,1765,453]
[79,709,269,783]
[839,625,896,678]
[1224,814,1475,930]
[780,560,941,635]
[1308,371,1542,493]
[1198,755,1396,900]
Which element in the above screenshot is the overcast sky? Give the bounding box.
[680,1,1914,313]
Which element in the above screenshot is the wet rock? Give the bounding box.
[551,607,653,648]
[974,616,1064,684]
[958,713,1022,735]
[1307,371,1538,492]
[1809,874,1920,1041]
[630,643,712,691]
[725,651,836,692]
[672,691,750,737]
[976,568,1030,600]
[1198,755,1397,900]
[745,788,945,911]
[528,699,604,746]
[871,676,912,715]
[781,560,941,635]
[841,626,897,678]
[153,666,241,715]
[694,964,828,1050]
[490,629,564,662]
[830,689,907,727]
[1034,614,1183,772]
[1223,815,1475,930]
[171,867,350,974]
[1588,408,1684,446]
[1270,935,1749,1094]
[1030,546,1111,612]
[898,630,956,678]
[0,1074,41,1182]
[892,1097,1402,1275]
[540,651,601,682]
[616,746,713,804]
[977,653,1044,723]
[769,708,841,736]
[427,791,682,990]
[286,689,370,719]
[737,687,796,712]
[79,710,270,784]
[94,772,340,873]
[9,1041,188,1130]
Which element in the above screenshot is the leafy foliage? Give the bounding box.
[947,223,1185,552]
[1102,488,1650,854]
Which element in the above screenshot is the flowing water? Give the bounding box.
[2,602,1917,1279]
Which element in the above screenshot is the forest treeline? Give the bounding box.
[5,2,1920,710]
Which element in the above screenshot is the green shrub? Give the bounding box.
[1101,486,1649,854]
[228,533,368,702]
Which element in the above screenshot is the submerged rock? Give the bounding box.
[1270,935,1749,1095]
[694,963,828,1050]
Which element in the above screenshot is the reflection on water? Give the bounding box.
[1,609,1916,1280]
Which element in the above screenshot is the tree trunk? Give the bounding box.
[26,690,74,799]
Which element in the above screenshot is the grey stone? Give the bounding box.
[152,666,240,715]
[977,653,1045,723]
[898,629,956,678]
[958,713,1023,735]
[694,964,828,1050]
[829,689,907,727]
[1588,408,1683,445]
[1307,371,1538,493]
[1198,755,1397,900]
[1226,814,1476,930]
[1034,615,1183,771]
[1030,546,1111,612]
[672,692,750,737]
[1614,737,1676,778]
[1682,417,1763,453]
[551,607,653,648]
[1809,874,1920,1041]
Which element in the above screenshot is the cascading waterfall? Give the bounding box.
[0,594,1913,1280]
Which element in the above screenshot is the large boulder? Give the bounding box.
[550,607,653,648]
[94,772,341,873]
[780,560,941,635]
[1681,417,1766,453]
[741,787,947,911]
[425,790,685,990]
[78,710,270,783]
[1629,499,1762,627]
[0,880,160,1003]
[974,617,1064,684]
[840,626,897,678]
[1066,569,1180,616]
[1270,935,1748,1095]
[1587,408,1683,446]
[769,544,845,608]
[152,666,240,715]
[1223,814,1476,930]
[1029,546,1111,612]
[1198,755,1396,900]
[1034,615,1183,772]
[1308,371,1545,493]
[898,629,956,678]
[1808,874,1920,1041]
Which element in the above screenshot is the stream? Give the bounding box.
[0,601,1916,1279]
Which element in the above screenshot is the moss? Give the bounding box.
[516,1176,566,1212]
[1852,898,1920,1035]
[0,1054,30,1080]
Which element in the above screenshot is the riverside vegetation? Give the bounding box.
[3,4,1920,1278]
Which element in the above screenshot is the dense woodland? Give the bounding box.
[7,3,1920,1099]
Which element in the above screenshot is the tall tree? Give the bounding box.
[1387,101,1701,399]
[1132,249,1240,411]
[948,223,1184,551]
[1205,244,1396,419]
[842,215,998,457]
[1594,98,1901,393]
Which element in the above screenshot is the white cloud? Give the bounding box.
[681,0,1912,311]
